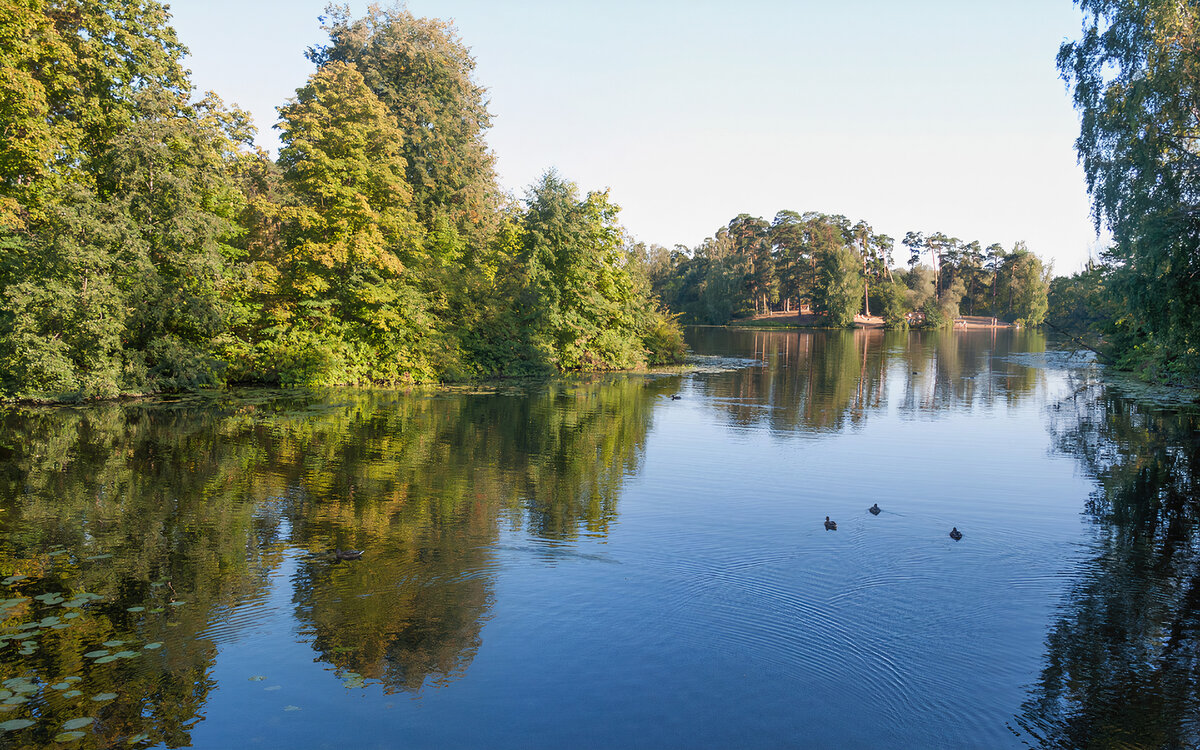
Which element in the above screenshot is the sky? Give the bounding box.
[167,0,1103,274]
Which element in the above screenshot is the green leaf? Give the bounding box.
[0,718,36,731]
[62,717,93,730]
[90,693,117,702]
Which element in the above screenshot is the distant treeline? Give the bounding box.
[636,212,1050,328]
[1047,0,1200,386]
[0,2,685,402]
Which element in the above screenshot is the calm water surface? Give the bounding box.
[0,328,1197,749]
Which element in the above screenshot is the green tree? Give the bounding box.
[770,210,807,312]
[267,61,432,386]
[1060,0,1200,380]
[728,213,773,314]
[815,243,864,327]
[310,3,498,243]
[519,172,648,370]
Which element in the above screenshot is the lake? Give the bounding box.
[0,327,1196,749]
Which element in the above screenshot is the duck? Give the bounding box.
[949,528,962,541]
[334,549,363,560]
[868,503,881,515]
[824,516,837,531]
[670,395,682,400]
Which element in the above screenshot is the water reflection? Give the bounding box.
[687,327,1049,432]
[3,328,1179,749]
[1015,374,1200,748]
[0,378,663,746]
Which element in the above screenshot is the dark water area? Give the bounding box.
[0,327,1196,749]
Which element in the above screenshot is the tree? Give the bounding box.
[814,243,864,327]
[519,171,646,371]
[727,213,773,314]
[268,60,432,385]
[310,3,498,243]
[0,0,248,400]
[1060,0,1200,379]
[770,210,807,312]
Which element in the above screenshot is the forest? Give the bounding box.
[0,2,687,401]
[1,0,1191,402]
[635,214,1051,329]
[1048,0,1200,386]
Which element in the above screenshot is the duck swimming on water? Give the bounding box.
[868,503,881,515]
[824,516,837,531]
[335,549,363,560]
[949,528,962,541]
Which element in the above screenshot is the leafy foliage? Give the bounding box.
[1059,0,1200,382]
[0,3,684,401]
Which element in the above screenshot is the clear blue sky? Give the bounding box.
[168,0,1101,273]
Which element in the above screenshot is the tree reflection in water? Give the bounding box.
[1016,375,1200,749]
[0,377,663,745]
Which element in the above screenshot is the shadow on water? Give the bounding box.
[0,377,664,747]
[1014,373,1200,749]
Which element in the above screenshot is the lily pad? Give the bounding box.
[125,607,144,613]
[62,718,93,731]
[62,690,82,699]
[2,696,27,706]
[54,731,86,742]
[48,550,68,557]
[84,650,109,659]
[0,597,28,609]
[0,718,35,731]
[102,640,125,647]
[128,733,150,743]
[51,623,70,630]
[168,601,187,607]
[148,608,165,613]
[114,651,139,659]
[90,693,117,702]
[38,616,60,627]
[63,612,80,620]
[64,676,81,683]
[84,554,112,561]
[2,576,28,585]
[93,655,118,664]
[143,642,163,650]
[51,683,70,691]
[0,692,8,700]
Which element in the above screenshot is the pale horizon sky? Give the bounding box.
[168,0,1104,274]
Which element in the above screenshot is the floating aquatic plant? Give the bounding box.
[0,718,36,731]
